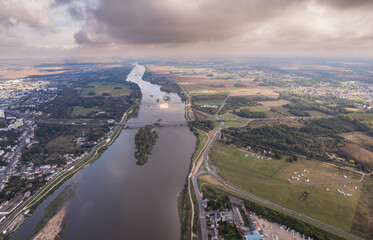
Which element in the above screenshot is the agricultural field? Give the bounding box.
[211,142,365,233]
[259,100,290,106]
[80,81,131,97]
[149,65,281,99]
[230,86,279,98]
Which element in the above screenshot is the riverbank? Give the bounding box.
[32,203,67,240]
[1,86,140,236]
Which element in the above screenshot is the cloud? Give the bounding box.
[68,5,84,20]
[2,0,373,58]
[74,0,373,52]
[54,0,73,5]
[75,0,305,45]
[0,0,55,34]
[317,0,373,9]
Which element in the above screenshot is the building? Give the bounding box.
[244,230,263,240]
[0,109,4,119]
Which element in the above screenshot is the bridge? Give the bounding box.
[4,110,191,128]
[119,121,189,128]
[4,109,323,129]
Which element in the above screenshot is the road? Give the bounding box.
[192,125,361,240]
[0,122,35,183]
[191,128,221,240]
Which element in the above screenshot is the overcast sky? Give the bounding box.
[1,0,373,59]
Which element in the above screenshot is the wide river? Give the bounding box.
[12,64,196,239]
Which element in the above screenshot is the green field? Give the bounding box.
[71,106,102,117]
[81,81,131,96]
[223,121,243,127]
[351,177,373,239]
[211,143,364,232]
[218,114,237,120]
[46,134,76,150]
[192,130,208,162]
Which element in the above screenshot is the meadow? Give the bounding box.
[211,142,364,232]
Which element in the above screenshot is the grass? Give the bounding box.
[223,121,242,127]
[340,131,373,149]
[305,110,331,117]
[190,91,229,96]
[80,81,131,96]
[344,113,373,128]
[71,106,101,117]
[192,130,209,162]
[351,177,373,239]
[199,182,351,240]
[218,115,236,120]
[46,135,75,150]
[259,100,290,107]
[245,106,272,112]
[345,108,362,112]
[211,142,363,233]
[195,100,224,105]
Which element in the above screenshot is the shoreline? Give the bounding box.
[32,203,68,240]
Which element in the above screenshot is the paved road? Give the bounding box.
[193,126,361,240]
[0,122,35,183]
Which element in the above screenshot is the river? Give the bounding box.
[11,64,196,240]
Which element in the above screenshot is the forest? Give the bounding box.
[134,126,159,165]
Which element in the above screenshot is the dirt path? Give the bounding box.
[32,204,68,240]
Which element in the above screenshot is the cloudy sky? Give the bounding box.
[1,0,373,59]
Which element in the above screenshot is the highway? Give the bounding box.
[192,125,361,240]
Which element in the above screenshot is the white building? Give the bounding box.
[0,109,4,119]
